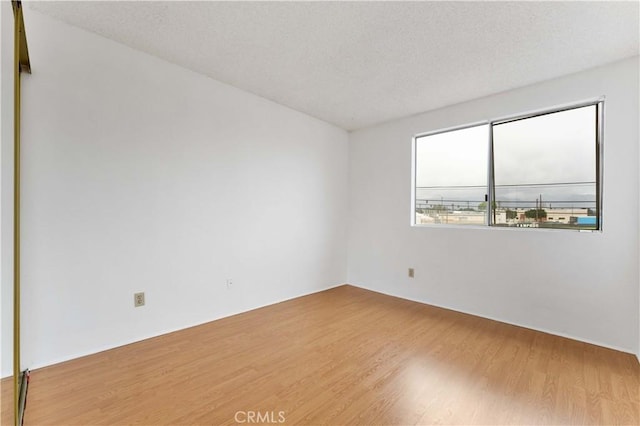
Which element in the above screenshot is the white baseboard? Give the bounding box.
[346,283,636,356]
[19,282,348,374]
[9,281,633,378]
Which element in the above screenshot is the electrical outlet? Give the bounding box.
[226,278,233,289]
[408,268,415,278]
[134,292,145,307]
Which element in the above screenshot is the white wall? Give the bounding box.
[1,0,16,377]
[348,56,640,355]
[17,10,349,371]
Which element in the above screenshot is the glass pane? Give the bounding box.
[415,125,488,225]
[492,105,597,230]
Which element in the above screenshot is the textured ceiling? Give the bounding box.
[27,1,639,131]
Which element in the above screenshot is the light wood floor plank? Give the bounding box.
[1,377,14,425]
[13,285,640,425]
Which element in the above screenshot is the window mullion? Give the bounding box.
[487,124,495,226]
[596,101,604,231]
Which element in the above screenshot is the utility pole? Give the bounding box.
[540,194,542,223]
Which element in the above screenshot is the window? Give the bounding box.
[412,100,602,231]
[414,125,488,225]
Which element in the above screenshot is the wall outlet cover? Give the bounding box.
[134,292,145,307]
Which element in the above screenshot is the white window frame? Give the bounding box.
[411,97,605,231]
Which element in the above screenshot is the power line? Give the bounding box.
[416,181,595,190]
[415,199,595,204]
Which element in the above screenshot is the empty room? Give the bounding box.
[1,1,639,425]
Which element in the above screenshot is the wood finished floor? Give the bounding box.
[1,376,13,425]
[14,285,640,425]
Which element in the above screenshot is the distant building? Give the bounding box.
[416,210,505,225]
[545,208,590,224]
[416,207,593,227]
[572,216,597,226]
